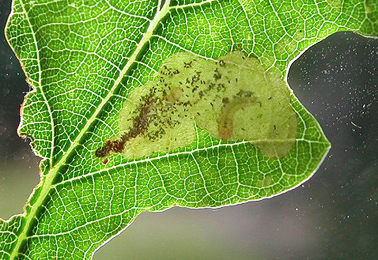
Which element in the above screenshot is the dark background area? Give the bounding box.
[0,0,377,259]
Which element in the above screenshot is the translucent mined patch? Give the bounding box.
[99,51,297,159]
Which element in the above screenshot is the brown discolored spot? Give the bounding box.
[95,145,110,158]
[19,103,24,117]
[219,117,233,140]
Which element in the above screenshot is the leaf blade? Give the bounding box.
[1,0,377,259]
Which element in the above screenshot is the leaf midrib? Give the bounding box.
[9,0,171,258]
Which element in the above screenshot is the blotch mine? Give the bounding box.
[96,51,297,159]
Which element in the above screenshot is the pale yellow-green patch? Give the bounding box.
[293,29,305,42]
[275,37,299,59]
[257,175,273,188]
[116,51,297,159]
[365,0,373,13]
[259,54,276,70]
[326,0,343,9]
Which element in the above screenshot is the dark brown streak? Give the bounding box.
[95,93,155,158]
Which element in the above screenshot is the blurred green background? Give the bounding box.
[1,1,377,259]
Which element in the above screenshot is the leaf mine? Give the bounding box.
[96,51,297,159]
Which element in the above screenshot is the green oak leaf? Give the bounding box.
[1,0,377,259]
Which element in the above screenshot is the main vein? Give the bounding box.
[9,0,171,258]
